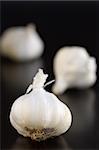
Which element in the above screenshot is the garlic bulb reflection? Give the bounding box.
[10,69,72,141]
[0,24,44,61]
[52,46,97,94]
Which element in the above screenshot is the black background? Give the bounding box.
[1,1,99,150]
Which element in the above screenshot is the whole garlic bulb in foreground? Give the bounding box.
[52,46,97,94]
[10,69,72,141]
[0,24,44,61]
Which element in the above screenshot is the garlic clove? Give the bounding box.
[0,23,44,61]
[10,69,72,141]
[52,46,97,94]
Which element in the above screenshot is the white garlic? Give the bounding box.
[0,24,44,61]
[52,46,97,94]
[10,69,72,141]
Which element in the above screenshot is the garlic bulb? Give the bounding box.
[52,46,97,94]
[10,69,72,141]
[0,24,44,61]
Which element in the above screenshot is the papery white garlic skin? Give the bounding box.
[0,24,44,61]
[52,46,97,94]
[10,69,72,141]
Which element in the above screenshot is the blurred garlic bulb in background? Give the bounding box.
[10,69,72,141]
[0,24,44,61]
[52,46,97,94]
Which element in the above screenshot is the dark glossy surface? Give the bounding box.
[1,1,99,150]
[1,57,99,150]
